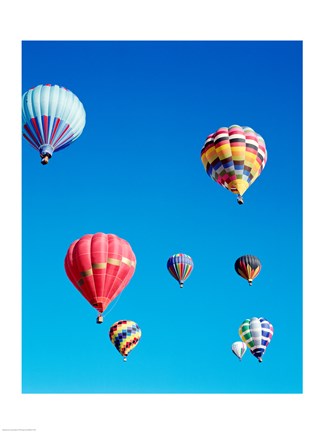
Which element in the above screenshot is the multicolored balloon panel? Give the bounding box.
[231,341,247,360]
[64,233,136,321]
[239,317,274,362]
[109,320,142,361]
[22,84,86,164]
[167,253,194,288]
[201,125,267,204]
[234,255,262,286]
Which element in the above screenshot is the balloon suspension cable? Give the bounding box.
[237,195,244,205]
[102,290,125,319]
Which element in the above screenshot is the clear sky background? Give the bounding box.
[21,40,302,394]
[1,2,324,431]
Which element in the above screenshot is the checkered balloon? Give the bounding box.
[109,320,142,361]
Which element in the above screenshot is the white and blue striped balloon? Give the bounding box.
[22,84,86,164]
[239,317,274,362]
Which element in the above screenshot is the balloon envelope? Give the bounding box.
[201,125,267,203]
[231,341,247,360]
[22,84,86,164]
[109,320,142,360]
[239,317,274,362]
[167,253,193,288]
[64,233,136,318]
[235,255,262,286]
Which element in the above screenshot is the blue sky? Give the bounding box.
[21,40,302,394]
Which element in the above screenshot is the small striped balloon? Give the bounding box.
[167,253,193,288]
[239,317,274,362]
[234,255,262,286]
[109,320,142,361]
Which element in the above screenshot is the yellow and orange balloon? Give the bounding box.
[201,125,267,204]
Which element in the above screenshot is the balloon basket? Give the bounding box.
[237,195,244,205]
[96,315,104,324]
[41,155,49,165]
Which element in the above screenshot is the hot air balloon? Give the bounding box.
[239,317,274,362]
[22,84,86,164]
[201,125,267,204]
[167,253,193,288]
[109,320,142,361]
[64,233,136,324]
[235,255,262,286]
[231,341,247,361]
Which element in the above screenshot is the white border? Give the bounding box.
[1,1,322,430]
